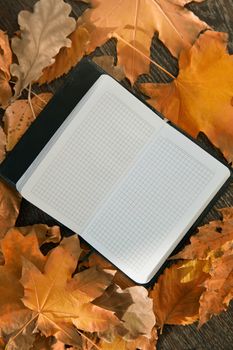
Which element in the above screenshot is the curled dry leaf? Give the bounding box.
[79,0,208,83]
[172,208,233,260]
[0,180,21,238]
[38,26,90,84]
[0,30,12,108]
[93,56,125,81]
[150,260,209,329]
[10,0,76,97]
[140,31,233,163]
[3,92,53,151]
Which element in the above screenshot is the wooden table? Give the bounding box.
[0,0,233,349]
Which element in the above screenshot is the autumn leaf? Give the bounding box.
[93,56,125,81]
[13,224,61,247]
[78,0,208,83]
[150,260,209,329]
[0,230,47,349]
[18,236,119,346]
[10,0,76,97]
[0,30,12,108]
[38,26,90,84]
[0,180,21,238]
[3,92,53,151]
[172,208,233,260]
[199,252,233,326]
[0,127,7,163]
[140,31,233,163]
[121,287,155,340]
[84,252,135,289]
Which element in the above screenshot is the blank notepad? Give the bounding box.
[17,74,230,284]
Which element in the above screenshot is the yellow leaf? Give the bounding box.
[0,180,21,238]
[38,26,89,84]
[3,93,53,151]
[150,260,209,328]
[10,0,76,97]
[78,0,208,83]
[140,31,233,163]
[0,30,12,108]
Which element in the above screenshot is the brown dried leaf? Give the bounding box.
[199,253,233,325]
[79,0,208,83]
[93,56,125,81]
[10,0,76,97]
[172,208,233,260]
[85,252,135,288]
[140,31,233,163]
[0,180,21,238]
[39,26,89,84]
[150,260,209,328]
[17,224,61,246]
[0,30,12,108]
[3,93,53,151]
[121,286,155,340]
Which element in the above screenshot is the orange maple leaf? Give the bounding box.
[78,0,208,83]
[140,31,233,163]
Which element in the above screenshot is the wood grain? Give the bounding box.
[0,0,233,349]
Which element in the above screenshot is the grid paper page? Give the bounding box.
[31,92,156,230]
[82,136,214,276]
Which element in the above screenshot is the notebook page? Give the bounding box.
[80,125,230,283]
[18,75,165,232]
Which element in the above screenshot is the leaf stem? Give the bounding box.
[27,83,36,120]
[114,33,176,80]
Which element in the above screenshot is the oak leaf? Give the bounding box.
[93,56,125,81]
[78,0,208,83]
[150,260,209,328]
[140,31,233,163]
[199,252,233,325]
[3,92,53,151]
[172,208,233,260]
[0,30,12,108]
[10,0,76,97]
[38,26,89,84]
[0,180,21,238]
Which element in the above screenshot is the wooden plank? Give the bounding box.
[0,0,233,349]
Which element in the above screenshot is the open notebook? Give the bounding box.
[1,60,231,283]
